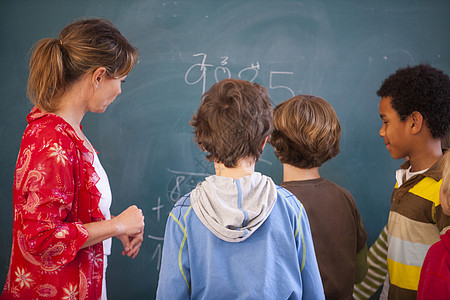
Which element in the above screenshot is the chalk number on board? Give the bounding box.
[185,53,295,98]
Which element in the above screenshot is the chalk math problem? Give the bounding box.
[147,154,214,270]
[185,52,296,99]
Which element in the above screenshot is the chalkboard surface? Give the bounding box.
[1,0,449,298]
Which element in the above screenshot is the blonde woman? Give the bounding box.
[1,18,144,299]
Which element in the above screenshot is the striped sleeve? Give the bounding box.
[353,225,388,300]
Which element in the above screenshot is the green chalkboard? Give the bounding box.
[1,0,449,298]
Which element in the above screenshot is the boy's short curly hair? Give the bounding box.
[377,64,450,139]
[191,79,272,168]
[270,95,341,169]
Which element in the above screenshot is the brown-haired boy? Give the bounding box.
[377,64,450,299]
[156,79,324,299]
[270,95,368,299]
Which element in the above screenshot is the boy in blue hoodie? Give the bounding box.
[156,79,324,299]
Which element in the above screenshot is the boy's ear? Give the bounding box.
[409,111,424,134]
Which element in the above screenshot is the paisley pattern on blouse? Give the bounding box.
[1,107,105,299]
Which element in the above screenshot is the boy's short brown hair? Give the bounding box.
[270,95,341,169]
[191,79,272,168]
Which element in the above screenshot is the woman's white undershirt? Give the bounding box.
[92,152,112,300]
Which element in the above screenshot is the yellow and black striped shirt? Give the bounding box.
[386,157,449,299]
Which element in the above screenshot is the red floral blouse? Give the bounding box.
[1,107,105,299]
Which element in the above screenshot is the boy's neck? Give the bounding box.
[283,164,320,182]
[214,158,255,179]
[407,138,442,172]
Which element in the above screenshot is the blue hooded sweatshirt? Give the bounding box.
[156,172,324,299]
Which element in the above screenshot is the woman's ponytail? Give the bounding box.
[27,38,65,112]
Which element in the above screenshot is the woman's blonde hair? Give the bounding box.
[441,151,450,199]
[442,132,450,149]
[27,18,138,112]
[270,95,341,168]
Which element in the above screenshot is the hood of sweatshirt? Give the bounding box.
[190,172,277,243]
